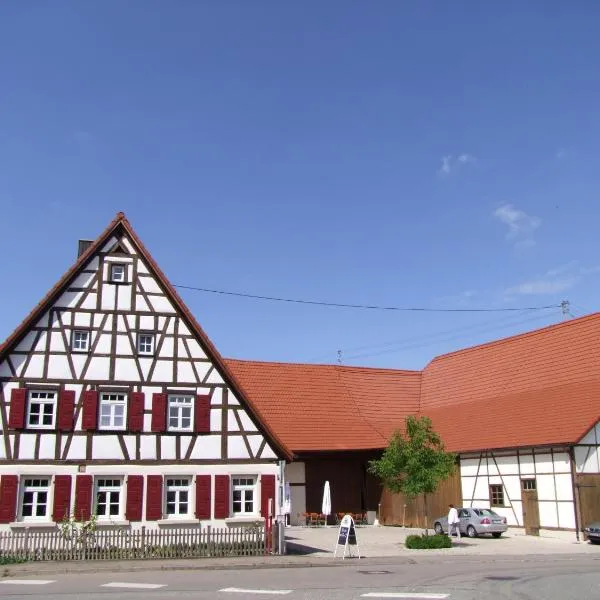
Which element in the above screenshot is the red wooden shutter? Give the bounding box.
[8,388,26,429]
[146,475,163,521]
[126,475,144,521]
[58,390,75,431]
[74,475,93,521]
[195,475,211,519]
[0,475,19,524]
[260,474,276,519]
[52,475,72,522]
[81,391,98,430]
[214,475,230,519]
[128,392,145,432]
[151,393,167,432]
[194,395,211,433]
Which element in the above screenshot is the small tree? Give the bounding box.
[368,415,456,534]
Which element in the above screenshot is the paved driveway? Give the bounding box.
[285,525,599,557]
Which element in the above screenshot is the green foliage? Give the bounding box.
[405,534,452,549]
[0,555,29,565]
[368,415,456,497]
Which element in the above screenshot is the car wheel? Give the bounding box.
[492,532,502,538]
[434,522,443,535]
[467,525,477,538]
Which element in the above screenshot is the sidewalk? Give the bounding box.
[2,525,597,579]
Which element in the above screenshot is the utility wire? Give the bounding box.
[343,310,559,361]
[174,284,561,313]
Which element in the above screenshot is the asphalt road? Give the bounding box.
[1,555,600,599]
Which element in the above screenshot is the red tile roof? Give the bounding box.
[228,314,600,454]
[225,360,421,452]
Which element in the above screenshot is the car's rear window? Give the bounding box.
[473,508,499,517]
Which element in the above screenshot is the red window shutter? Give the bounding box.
[146,475,163,521]
[151,394,167,432]
[214,475,230,519]
[52,475,72,522]
[128,392,145,432]
[58,390,75,431]
[126,475,144,521]
[0,475,18,524]
[260,474,276,519]
[74,475,93,521]
[8,388,26,429]
[81,391,98,431]
[194,395,211,433]
[195,475,211,520]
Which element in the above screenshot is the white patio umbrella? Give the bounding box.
[322,480,332,526]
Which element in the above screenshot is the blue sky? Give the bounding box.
[1,1,599,370]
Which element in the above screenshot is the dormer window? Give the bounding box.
[110,263,126,283]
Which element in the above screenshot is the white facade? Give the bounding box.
[0,219,284,531]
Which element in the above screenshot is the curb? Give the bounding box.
[2,552,598,579]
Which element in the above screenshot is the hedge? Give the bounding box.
[405,534,452,549]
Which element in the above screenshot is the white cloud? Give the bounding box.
[437,153,477,176]
[556,148,567,160]
[504,261,600,297]
[493,204,541,247]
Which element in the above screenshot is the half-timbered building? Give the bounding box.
[0,213,290,531]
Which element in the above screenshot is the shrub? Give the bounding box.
[0,556,29,565]
[405,534,452,550]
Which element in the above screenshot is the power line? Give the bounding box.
[343,310,560,361]
[174,284,561,314]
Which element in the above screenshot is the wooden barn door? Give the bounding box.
[577,474,600,530]
[521,478,540,536]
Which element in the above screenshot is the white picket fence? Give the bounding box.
[0,525,266,561]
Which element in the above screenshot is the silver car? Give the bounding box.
[433,507,508,538]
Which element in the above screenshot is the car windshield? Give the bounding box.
[473,509,499,517]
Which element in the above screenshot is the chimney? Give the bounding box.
[77,240,93,258]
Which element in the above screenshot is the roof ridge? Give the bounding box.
[224,357,420,374]
[425,311,600,366]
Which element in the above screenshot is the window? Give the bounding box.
[489,484,505,506]
[522,478,537,491]
[232,477,257,515]
[137,333,155,355]
[95,478,122,519]
[165,478,191,517]
[20,478,50,520]
[72,330,89,352]
[110,263,126,283]
[99,393,127,430]
[27,391,57,429]
[168,395,193,431]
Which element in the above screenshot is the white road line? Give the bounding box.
[101,582,166,589]
[0,580,56,586]
[219,587,293,595]
[361,594,449,599]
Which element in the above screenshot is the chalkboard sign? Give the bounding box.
[334,514,361,559]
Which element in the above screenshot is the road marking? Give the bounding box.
[101,582,166,589]
[0,580,56,586]
[220,587,293,595]
[361,594,449,599]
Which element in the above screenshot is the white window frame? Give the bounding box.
[19,477,51,522]
[110,263,127,283]
[165,477,192,519]
[137,333,155,356]
[232,476,258,516]
[94,478,123,521]
[98,393,127,431]
[72,330,90,352]
[167,395,194,432]
[27,390,57,430]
